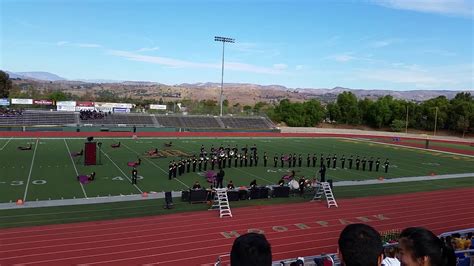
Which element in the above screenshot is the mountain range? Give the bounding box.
[4,70,470,102]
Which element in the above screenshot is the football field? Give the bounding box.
[0,137,473,203]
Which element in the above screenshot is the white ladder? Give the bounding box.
[210,188,233,218]
[312,182,338,208]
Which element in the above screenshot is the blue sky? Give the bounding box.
[1,0,473,90]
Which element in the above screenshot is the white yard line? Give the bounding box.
[63,139,88,198]
[22,139,39,202]
[347,138,474,158]
[0,137,12,150]
[122,143,189,189]
[100,149,143,194]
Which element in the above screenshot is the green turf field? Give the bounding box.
[0,137,473,203]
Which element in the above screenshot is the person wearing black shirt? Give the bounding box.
[319,164,327,182]
[131,167,138,184]
[255,155,259,167]
[375,158,381,172]
[240,154,244,167]
[368,157,374,172]
[292,153,297,168]
[341,155,346,169]
[244,154,248,167]
[172,162,177,178]
[192,181,202,190]
[211,158,215,170]
[362,157,367,171]
[320,154,324,167]
[312,153,317,167]
[298,177,306,196]
[168,162,173,180]
[287,154,292,168]
[204,157,208,171]
[326,155,331,168]
[355,156,360,170]
[332,154,337,169]
[278,178,285,186]
[384,159,390,173]
[307,154,311,167]
[249,155,253,167]
[228,155,232,168]
[348,155,353,169]
[280,154,285,168]
[216,168,225,188]
[249,179,257,189]
[198,158,203,172]
[298,154,302,167]
[263,152,268,167]
[186,159,191,173]
[227,180,235,190]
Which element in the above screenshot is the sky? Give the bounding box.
[1,0,473,91]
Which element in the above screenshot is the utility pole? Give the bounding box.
[433,107,438,136]
[405,105,409,134]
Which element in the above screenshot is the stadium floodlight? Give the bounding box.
[214,36,235,116]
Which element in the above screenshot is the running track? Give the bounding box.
[1,188,473,266]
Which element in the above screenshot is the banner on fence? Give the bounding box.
[11,98,33,105]
[33,99,54,105]
[0,98,10,106]
[149,104,167,110]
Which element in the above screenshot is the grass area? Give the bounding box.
[366,137,474,152]
[0,177,472,229]
[1,137,473,203]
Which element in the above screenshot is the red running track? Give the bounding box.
[1,188,473,266]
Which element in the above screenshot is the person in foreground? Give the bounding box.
[398,227,456,266]
[338,223,383,266]
[230,233,272,266]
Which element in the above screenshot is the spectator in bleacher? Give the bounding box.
[338,223,383,266]
[399,227,456,266]
[230,232,272,266]
[382,246,401,266]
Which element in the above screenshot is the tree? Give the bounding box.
[47,91,69,102]
[336,91,360,124]
[390,119,405,132]
[0,71,12,98]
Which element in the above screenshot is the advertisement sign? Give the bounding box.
[113,107,130,113]
[149,104,167,110]
[113,103,133,109]
[76,101,95,107]
[11,98,33,105]
[33,99,54,105]
[56,101,76,107]
[57,105,76,112]
[94,102,115,108]
[75,106,95,111]
[0,98,10,106]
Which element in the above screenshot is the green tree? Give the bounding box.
[336,91,360,124]
[390,119,405,132]
[0,71,12,98]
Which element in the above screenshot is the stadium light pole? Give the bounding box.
[214,36,235,117]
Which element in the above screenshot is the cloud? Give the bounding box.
[231,42,281,58]
[107,50,282,74]
[136,46,160,52]
[372,0,474,17]
[295,65,305,71]
[56,41,101,48]
[370,38,402,48]
[422,49,457,56]
[273,63,288,70]
[356,63,473,88]
[329,54,356,62]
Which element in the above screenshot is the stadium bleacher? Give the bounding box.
[0,109,276,129]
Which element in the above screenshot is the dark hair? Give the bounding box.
[384,246,397,258]
[230,233,272,266]
[399,227,455,266]
[338,223,383,266]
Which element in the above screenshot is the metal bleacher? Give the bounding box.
[0,110,276,130]
[80,113,155,126]
[0,110,76,126]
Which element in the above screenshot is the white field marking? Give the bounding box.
[63,139,88,198]
[0,137,12,150]
[122,142,190,189]
[22,139,39,202]
[100,149,143,193]
[347,137,474,158]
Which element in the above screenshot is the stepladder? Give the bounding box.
[209,188,233,218]
[311,182,338,208]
